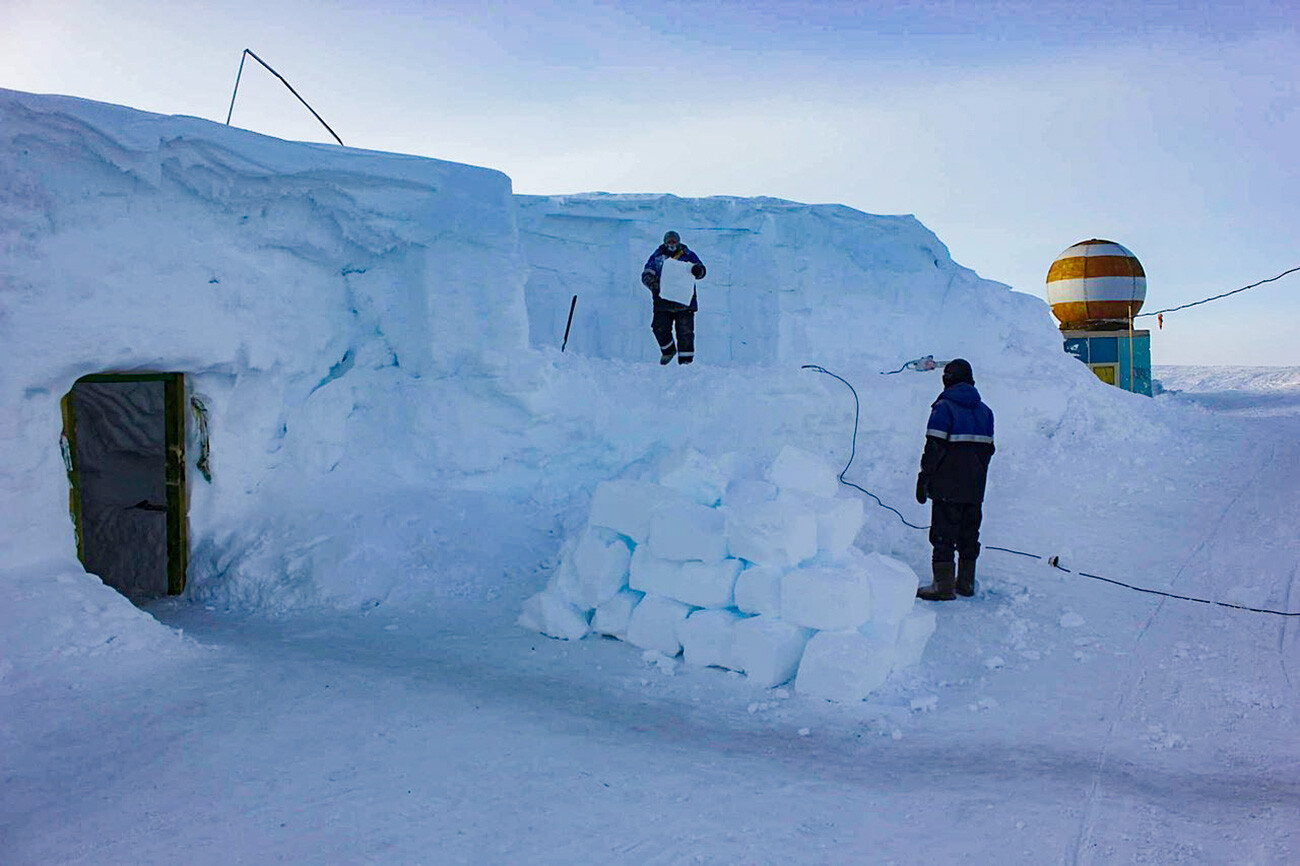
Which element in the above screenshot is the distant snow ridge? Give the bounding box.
[519,446,936,702]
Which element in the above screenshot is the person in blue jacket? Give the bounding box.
[914,358,995,600]
[641,230,706,365]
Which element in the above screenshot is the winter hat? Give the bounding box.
[663,231,681,245]
[942,358,974,387]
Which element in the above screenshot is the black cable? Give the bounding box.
[1046,556,1299,617]
[804,364,1299,616]
[225,49,345,147]
[801,365,929,530]
[1136,265,1300,318]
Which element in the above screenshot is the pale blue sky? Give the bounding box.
[4,0,1297,364]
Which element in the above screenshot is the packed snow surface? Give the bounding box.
[1,90,1297,863]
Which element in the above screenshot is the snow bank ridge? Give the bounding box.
[519,445,937,702]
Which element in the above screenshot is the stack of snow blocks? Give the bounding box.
[519,446,936,702]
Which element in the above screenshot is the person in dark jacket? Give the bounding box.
[915,358,995,600]
[641,230,706,365]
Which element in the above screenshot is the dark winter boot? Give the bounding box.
[956,558,977,597]
[917,561,957,601]
[659,344,677,365]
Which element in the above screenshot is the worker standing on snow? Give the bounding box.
[914,358,995,600]
[641,230,706,365]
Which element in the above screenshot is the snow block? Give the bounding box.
[732,615,813,689]
[588,480,679,545]
[734,563,783,617]
[679,608,746,670]
[518,589,591,641]
[780,566,872,631]
[646,502,728,563]
[767,445,840,499]
[566,526,632,609]
[628,548,739,609]
[893,608,937,670]
[795,630,895,702]
[656,448,728,507]
[678,558,743,609]
[592,589,643,640]
[625,594,694,656]
[862,552,919,626]
[811,496,865,556]
[723,478,778,510]
[726,498,818,569]
[628,546,682,596]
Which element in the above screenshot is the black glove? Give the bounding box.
[642,272,659,291]
[915,473,928,505]
[691,263,706,280]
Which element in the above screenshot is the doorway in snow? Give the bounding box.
[61,373,189,600]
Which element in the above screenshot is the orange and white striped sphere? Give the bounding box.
[1046,239,1146,329]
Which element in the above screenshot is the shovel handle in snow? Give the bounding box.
[561,294,578,352]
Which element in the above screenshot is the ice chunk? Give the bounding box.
[562,526,632,609]
[726,497,818,568]
[767,445,840,499]
[862,552,919,626]
[732,615,813,688]
[780,566,872,631]
[517,589,591,641]
[656,448,728,507]
[588,480,679,544]
[893,608,937,669]
[679,608,746,669]
[734,564,783,617]
[628,547,739,608]
[591,589,644,639]
[625,594,693,656]
[646,502,728,562]
[795,630,895,702]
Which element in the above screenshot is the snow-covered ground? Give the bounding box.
[4,372,1296,864]
[1,90,1297,864]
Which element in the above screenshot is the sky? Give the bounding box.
[2,0,1298,364]
[3,83,1299,862]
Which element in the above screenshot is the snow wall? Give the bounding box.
[0,88,1143,685]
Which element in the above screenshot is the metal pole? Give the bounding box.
[224,49,345,146]
[561,295,578,352]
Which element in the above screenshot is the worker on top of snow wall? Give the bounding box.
[641,230,707,365]
[914,358,996,601]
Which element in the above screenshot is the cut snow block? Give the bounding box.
[732,615,813,689]
[768,445,840,499]
[893,608,937,670]
[588,480,679,545]
[568,526,632,609]
[723,478,778,510]
[726,498,818,569]
[811,496,865,556]
[678,558,742,609]
[679,608,746,670]
[646,502,728,563]
[734,564,783,618]
[518,589,591,641]
[656,448,728,507]
[780,566,872,631]
[592,589,643,640]
[625,594,694,656]
[795,630,896,702]
[629,548,740,610]
[862,552,919,626]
